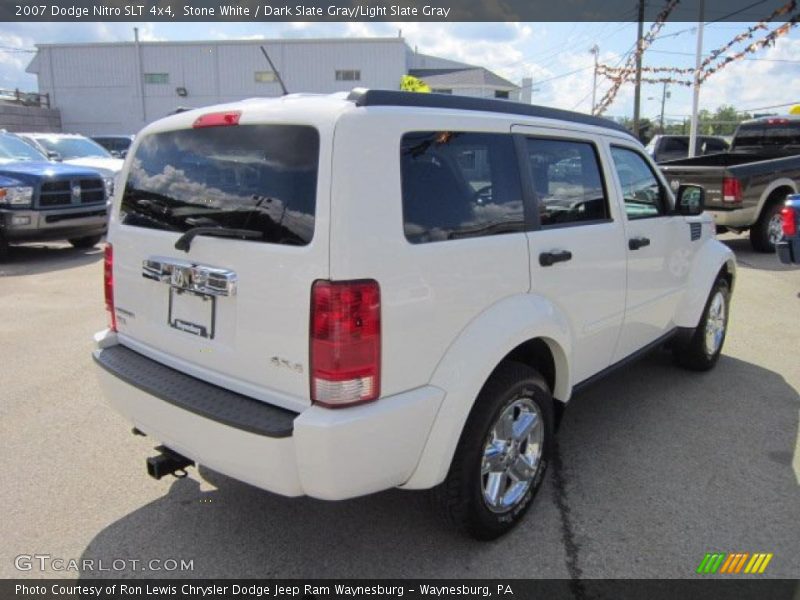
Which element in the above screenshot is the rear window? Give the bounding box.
[400,131,523,243]
[734,121,800,147]
[121,125,319,246]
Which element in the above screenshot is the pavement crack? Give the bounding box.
[551,439,586,600]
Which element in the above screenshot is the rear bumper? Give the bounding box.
[707,206,757,228]
[93,332,445,500]
[1,205,108,242]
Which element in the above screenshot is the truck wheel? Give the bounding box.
[0,233,8,262]
[68,235,103,249]
[433,361,553,540]
[674,277,730,371]
[750,200,785,253]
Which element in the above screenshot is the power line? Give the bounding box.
[737,100,800,111]
[647,49,800,63]
[706,0,769,24]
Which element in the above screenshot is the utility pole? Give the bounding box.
[134,27,146,123]
[688,0,705,157]
[632,0,645,140]
[659,81,669,133]
[590,44,599,115]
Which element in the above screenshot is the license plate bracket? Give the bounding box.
[168,287,216,339]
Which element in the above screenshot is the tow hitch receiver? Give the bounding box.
[146,446,194,480]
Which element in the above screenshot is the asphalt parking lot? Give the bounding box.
[1,234,798,580]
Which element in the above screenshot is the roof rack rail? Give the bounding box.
[346,88,633,136]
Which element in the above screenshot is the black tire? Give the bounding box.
[433,361,554,540]
[750,199,784,253]
[674,277,731,371]
[0,233,8,262]
[67,235,103,249]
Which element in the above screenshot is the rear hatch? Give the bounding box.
[109,113,329,412]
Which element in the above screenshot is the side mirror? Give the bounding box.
[676,184,705,216]
[47,150,62,162]
[120,150,128,158]
[110,150,121,158]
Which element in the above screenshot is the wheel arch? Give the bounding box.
[757,180,796,218]
[674,239,737,329]
[401,293,572,490]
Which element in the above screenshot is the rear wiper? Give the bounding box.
[174,227,262,252]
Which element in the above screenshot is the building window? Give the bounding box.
[335,70,361,82]
[494,90,510,99]
[254,71,277,83]
[432,88,453,95]
[144,73,169,85]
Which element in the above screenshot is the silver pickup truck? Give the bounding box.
[660,116,800,252]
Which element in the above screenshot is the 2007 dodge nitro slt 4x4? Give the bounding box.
[94,90,735,539]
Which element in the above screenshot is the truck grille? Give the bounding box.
[39,180,72,207]
[37,178,106,208]
[79,178,105,204]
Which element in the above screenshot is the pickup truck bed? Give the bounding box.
[659,116,800,252]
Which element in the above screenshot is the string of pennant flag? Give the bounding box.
[594,0,680,115]
[593,0,799,114]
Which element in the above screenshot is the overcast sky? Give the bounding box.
[1,20,799,122]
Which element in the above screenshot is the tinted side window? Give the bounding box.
[662,137,688,153]
[610,146,666,220]
[401,132,523,243]
[734,124,764,147]
[704,138,728,153]
[526,138,609,226]
[122,125,319,246]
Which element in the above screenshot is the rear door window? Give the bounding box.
[400,131,523,243]
[121,125,319,246]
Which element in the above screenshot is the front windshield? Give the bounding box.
[34,136,112,160]
[0,134,47,161]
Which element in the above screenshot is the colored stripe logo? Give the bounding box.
[696,552,773,574]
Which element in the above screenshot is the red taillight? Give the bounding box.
[310,280,380,408]
[722,177,742,204]
[782,206,798,237]
[104,243,116,332]
[192,111,241,128]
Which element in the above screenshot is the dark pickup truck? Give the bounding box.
[659,116,800,252]
[0,131,109,260]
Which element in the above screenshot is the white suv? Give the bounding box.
[94,89,735,539]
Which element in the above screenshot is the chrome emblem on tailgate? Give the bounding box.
[142,257,237,297]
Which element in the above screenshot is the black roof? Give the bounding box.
[347,88,633,137]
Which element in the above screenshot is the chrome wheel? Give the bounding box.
[703,290,727,357]
[767,212,784,247]
[481,397,544,513]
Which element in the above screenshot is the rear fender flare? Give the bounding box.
[401,293,572,490]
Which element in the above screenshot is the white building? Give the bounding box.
[26,37,520,135]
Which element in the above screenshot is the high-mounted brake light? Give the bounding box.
[766,118,789,125]
[192,111,241,128]
[310,280,381,408]
[722,177,742,204]
[104,243,116,332]
[782,205,798,237]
